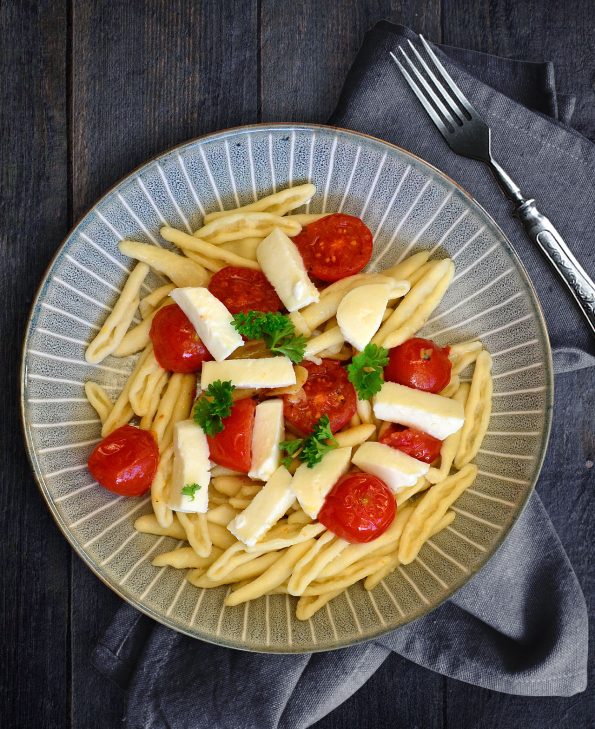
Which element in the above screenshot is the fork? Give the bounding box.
[391,36,595,335]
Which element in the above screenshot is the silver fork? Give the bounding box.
[391,36,595,335]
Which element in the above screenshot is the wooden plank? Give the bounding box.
[0,1,71,728]
[260,0,441,122]
[441,0,595,139]
[68,2,258,728]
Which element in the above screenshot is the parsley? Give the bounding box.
[232,311,307,364]
[193,380,235,436]
[347,344,389,400]
[181,483,202,501]
[280,415,338,469]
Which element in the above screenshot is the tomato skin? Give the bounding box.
[208,266,282,314]
[283,359,357,436]
[149,304,213,373]
[207,398,256,473]
[384,337,451,393]
[318,472,396,543]
[292,213,373,282]
[88,425,159,496]
[379,424,442,464]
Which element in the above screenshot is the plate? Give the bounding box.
[21,124,553,652]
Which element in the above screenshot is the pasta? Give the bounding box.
[83,181,494,624]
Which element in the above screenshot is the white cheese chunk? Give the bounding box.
[336,283,391,351]
[166,419,211,513]
[201,357,296,390]
[373,382,464,440]
[248,399,285,482]
[351,441,429,493]
[170,286,242,361]
[291,447,352,519]
[256,228,319,312]
[227,466,295,546]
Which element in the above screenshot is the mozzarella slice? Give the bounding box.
[227,466,295,546]
[337,283,391,351]
[170,286,242,361]
[351,441,429,493]
[373,382,464,440]
[201,357,296,390]
[256,228,319,312]
[249,399,285,482]
[166,419,211,513]
[291,447,352,518]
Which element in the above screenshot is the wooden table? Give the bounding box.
[2,2,593,727]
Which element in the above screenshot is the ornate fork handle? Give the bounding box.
[515,200,595,334]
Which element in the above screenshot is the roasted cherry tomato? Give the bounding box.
[207,398,256,473]
[283,359,357,436]
[384,337,451,393]
[379,424,442,463]
[318,472,396,543]
[149,304,213,373]
[208,266,282,314]
[292,213,373,282]
[88,425,159,496]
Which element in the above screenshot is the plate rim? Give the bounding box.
[20,122,554,653]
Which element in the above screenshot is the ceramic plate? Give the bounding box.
[21,124,553,652]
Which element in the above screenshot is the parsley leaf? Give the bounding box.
[279,415,338,469]
[181,483,202,501]
[232,311,306,364]
[347,344,389,400]
[193,380,235,436]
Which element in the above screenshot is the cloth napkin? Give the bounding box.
[92,23,593,728]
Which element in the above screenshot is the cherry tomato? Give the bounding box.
[384,337,451,393]
[88,425,159,496]
[318,472,396,543]
[149,304,213,373]
[207,398,256,473]
[379,424,442,463]
[283,359,357,436]
[292,213,373,282]
[208,266,282,314]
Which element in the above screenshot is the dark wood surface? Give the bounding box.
[1,1,593,727]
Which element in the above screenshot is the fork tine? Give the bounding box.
[405,40,464,124]
[398,45,462,127]
[419,35,476,117]
[389,52,450,138]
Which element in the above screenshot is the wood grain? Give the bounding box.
[0,1,71,728]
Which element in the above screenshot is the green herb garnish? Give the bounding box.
[280,415,338,469]
[181,483,202,501]
[347,343,389,400]
[232,311,307,364]
[193,379,235,436]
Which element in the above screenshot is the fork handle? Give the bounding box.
[516,199,595,335]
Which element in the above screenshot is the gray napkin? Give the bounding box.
[92,24,592,727]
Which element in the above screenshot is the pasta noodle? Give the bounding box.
[153,546,223,569]
[427,384,470,484]
[151,444,174,528]
[454,351,493,467]
[139,283,175,319]
[160,226,260,270]
[194,212,301,244]
[398,464,478,564]
[219,237,262,260]
[86,262,149,364]
[128,346,167,416]
[182,249,224,273]
[178,512,212,558]
[203,183,315,222]
[84,381,113,424]
[119,240,208,287]
[134,512,186,539]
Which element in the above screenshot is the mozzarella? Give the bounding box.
[351,441,429,492]
[291,447,352,518]
[373,382,464,440]
[166,419,211,513]
[201,357,296,390]
[336,283,391,351]
[227,466,295,546]
[249,399,285,482]
[256,228,319,312]
[170,286,242,361]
